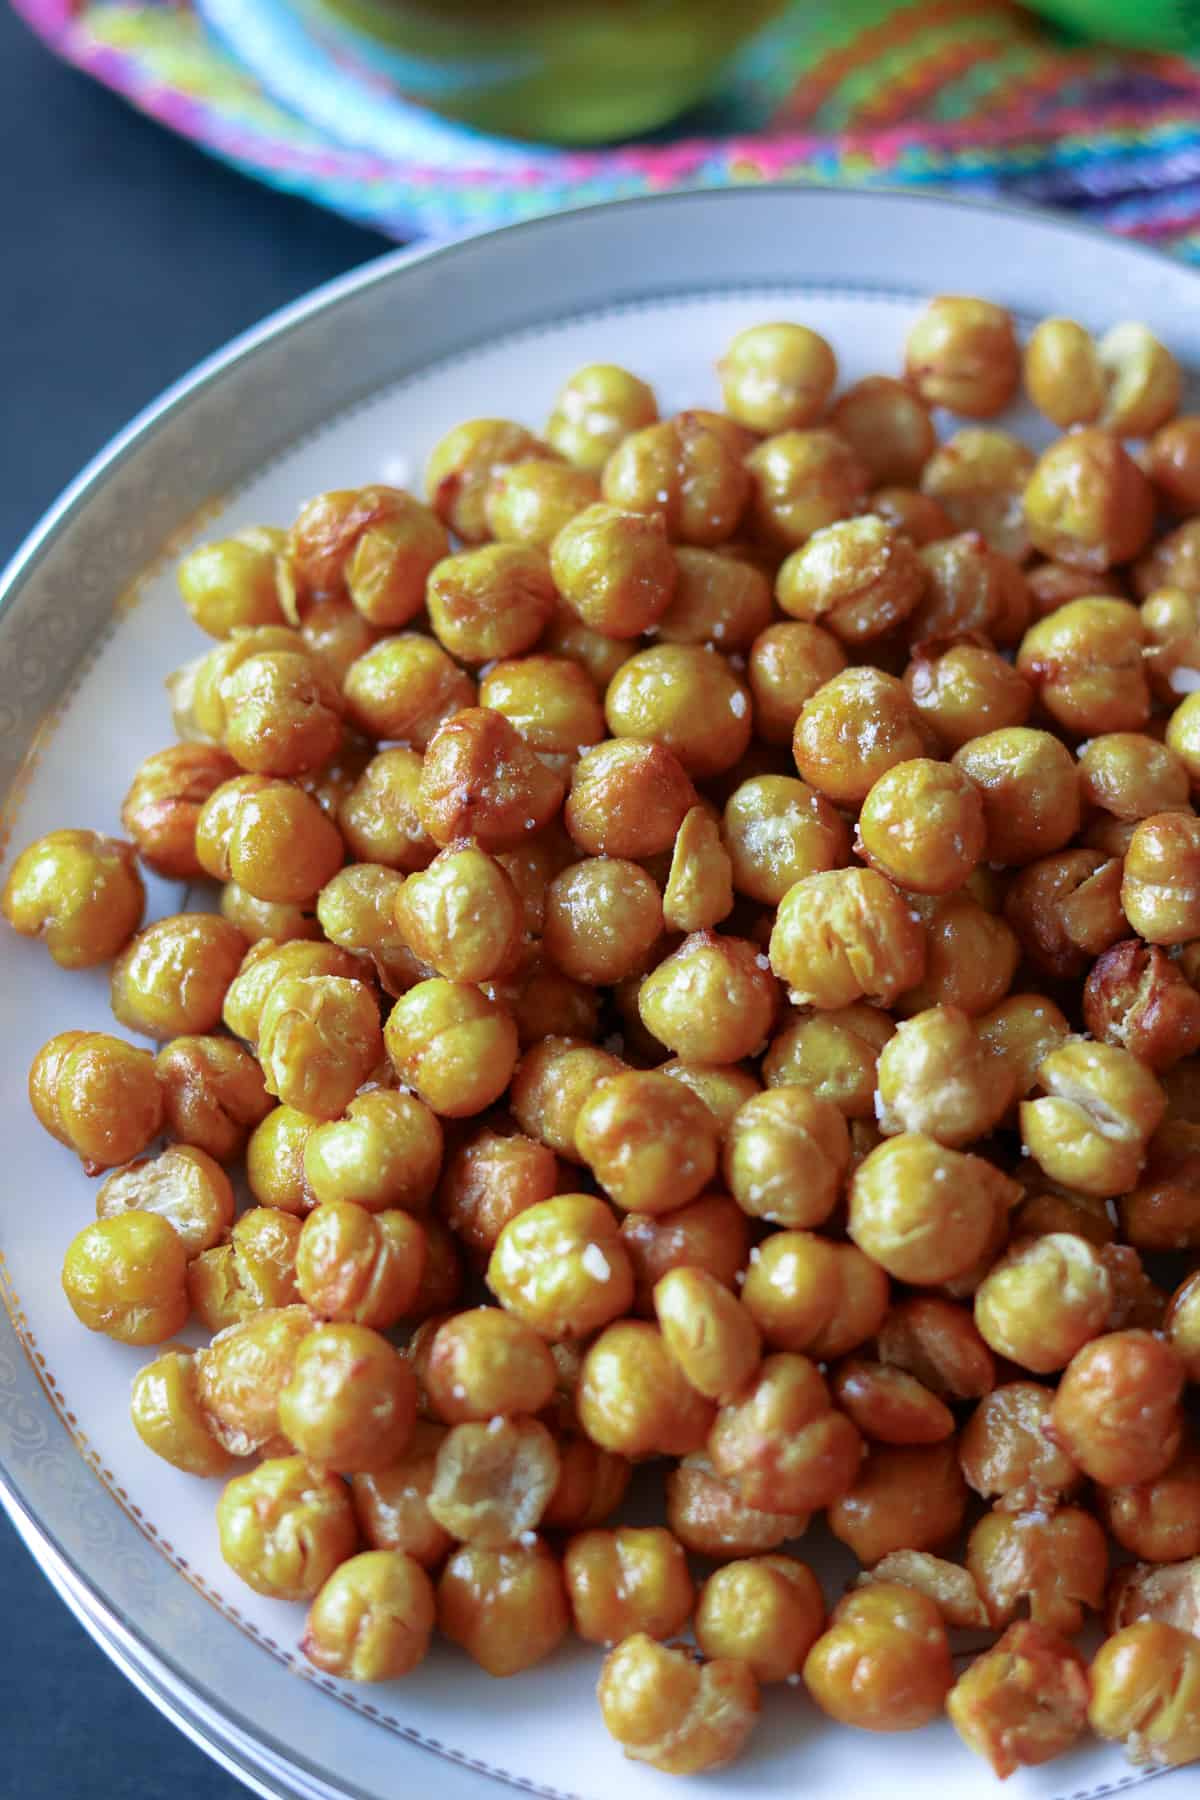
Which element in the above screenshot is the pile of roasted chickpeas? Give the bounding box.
[13,295,1200,1781]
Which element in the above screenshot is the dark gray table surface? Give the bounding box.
[0,8,386,1793]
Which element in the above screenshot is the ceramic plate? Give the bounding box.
[1,188,1197,1800]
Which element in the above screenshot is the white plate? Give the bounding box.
[2,188,1199,1800]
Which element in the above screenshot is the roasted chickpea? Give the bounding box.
[666,1451,810,1556]
[295,1200,424,1327]
[426,1416,559,1547]
[96,1144,233,1258]
[384,978,518,1118]
[188,1205,303,1332]
[418,707,564,852]
[278,1323,416,1472]
[1120,1121,1200,1248]
[255,973,382,1121]
[1080,733,1191,824]
[960,1381,1081,1511]
[2,828,143,969]
[216,1455,356,1601]
[542,858,662,987]
[1101,1441,1200,1564]
[546,509,681,653]
[178,527,287,636]
[717,322,835,433]
[1004,850,1125,981]
[1137,521,1200,606]
[61,1212,188,1345]
[1017,596,1149,735]
[1050,1329,1185,1487]
[634,933,775,1065]
[745,428,870,549]
[722,1086,849,1228]
[848,1133,1016,1286]
[620,1193,750,1318]
[653,1268,761,1402]
[1023,317,1104,427]
[30,1030,163,1172]
[342,632,475,748]
[436,1124,557,1259]
[218,647,343,779]
[565,1525,694,1645]
[220,883,320,945]
[1147,414,1200,517]
[911,532,1031,646]
[903,643,1032,755]
[905,295,1018,417]
[742,1230,889,1360]
[854,1549,988,1629]
[603,644,751,780]
[1089,1620,1200,1767]
[762,1004,892,1118]
[1024,428,1155,571]
[601,412,750,547]
[952,727,1080,866]
[574,1070,719,1214]
[423,418,551,543]
[542,1435,631,1532]
[1096,319,1181,435]
[897,892,1020,1018]
[175,625,298,742]
[546,364,658,471]
[830,1354,954,1448]
[969,1503,1108,1639]
[438,1539,568,1676]
[316,863,420,995]
[1084,939,1200,1072]
[858,760,985,898]
[875,1006,1010,1146]
[293,603,378,688]
[598,1633,759,1773]
[694,1555,824,1684]
[564,739,697,859]
[509,1037,624,1158]
[394,846,523,988]
[947,1621,1090,1779]
[242,1105,319,1214]
[192,1303,312,1456]
[110,912,246,1040]
[792,667,927,808]
[776,516,923,645]
[652,547,770,653]
[804,1583,953,1732]
[540,599,635,687]
[871,485,952,545]
[769,868,925,1010]
[195,775,343,905]
[300,1549,434,1683]
[121,744,240,879]
[424,543,555,665]
[578,1320,715,1458]
[722,775,849,907]
[825,375,934,486]
[657,806,733,934]
[482,457,601,551]
[976,992,1070,1102]
[337,747,434,871]
[130,1347,236,1477]
[478,659,604,769]
[1021,1038,1165,1197]
[877,1294,996,1401]
[829,1439,967,1566]
[424,1308,556,1424]
[302,1097,438,1228]
[1166,1267,1200,1380]
[1029,556,1127,616]
[351,1423,453,1567]
[405,1217,463,1321]
[1123,812,1200,945]
[223,938,361,1045]
[921,427,1033,559]
[974,1232,1111,1374]
[487,1192,633,1339]
[708,1353,862,1514]
[746,620,847,746]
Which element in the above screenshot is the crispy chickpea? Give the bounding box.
[542,858,662,986]
[543,1436,631,1531]
[636,934,776,1066]
[875,1006,1011,1147]
[565,1525,694,1645]
[708,1353,862,1514]
[1050,1329,1184,1487]
[829,1441,967,1567]
[969,1504,1108,1639]
[546,363,658,471]
[897,892,1020,1018]
[599,1634,760,1774]
[483,457,600,549]
[804,1583,953,1732]
[660,806,734,933]
[437,1124,558,1259]
[1089,1621,1200,1767]
[1101,1442,1200,1564]
[120,744,239,879]
[220,883,320,945]
[762,1004,892,1118]
[278,1323,416,1472]
[1085,940,1200,1071]
[948,1621,1090,1779]
[283,485,425,608]
[1024,317,1104,427]
[424,418,551,543]
[1021,1038,1165,1197]
[97,1145,233,1258]
[418,707,565,851]
[744,427,870,551]
[550,504,679,646]
[826,375,935,486]
[792,667,927,808]
[337,747,433,871]
[301,1549,434,1682]
[574,1070,719,1214]
[384,978,518,1118]
[303,1089,442,1216]
[848,1133,1016,1286]
[666,1451,810,1556]
[1101,1242,1169,1334]
[509,1038,625,1158]
[905,295,1018,417]
[1029,556,1127,615]
[1080,732,1190,823]
[540,598,635,686]
[903,643,1032,754]
[960,1381,1081,1510]
[405,1217,462,1321]
[976,992,1070,1103]
[742,1230,888,1360]
[223,939,361,1045]
[30,1030,163,1172]
[110,912,246,1040]
[1024,427,1155,571]
[217,1455,356,1600]
[871,485,952,544]
[178,527,287,637]
[858,760,985,898]
[717,322,835,433]
[188,1206,303,1333]
[654,1268,761,1402]
[912,532,1031,646]
[1123,812,1200,945]
[1148,414,1200,520]
[395,846,523,987]
[854,1550,987,1629]
[424,1308,556,1424]
[746,620,847,745]
[351,1423,453,1567]
[488,1192,633,1339]
[694,1556,824,1683]
[334,499,447,632]
[1096,319,1181,435]
[769,868,925,1010]
[658,1064,759,1136]
[621,1194,750,1318]
[655,547,771,653]
[482,950,600,1048]
[776,515,923,645]
[130,1347,236,1477]
[601,413,750,547]
[565,740,697,861]
[578,1320,715,1458]
[219,648,342,779]
[878,1293,996,1400]
[295,1201,424,1327]
[830,1356,954,1448]
[1137,523,1200,607]
[723,774,849,906]
[1106,1551,1200,1636]
[61,1212,188,1345]
[1166,691,1200,791]
[175,625,298,742]
[1017,596,1149,734]
[243,1105,319,1214]
[722,1086,849,1228]
[426,1416,559,1547]
[317,863,421,994]
[424,543,555,665]
[2,828,143,969]
[296,601,379,686]
[256,974,382,1120]
[952,728,1080,866]
[1005,850,1126,981]
[195,775,343,905]
[973,1232,1111,1374]
[604,645,751,780]
[1118,1120,1200,1250]
[438,1539,569,1676]
[479,656,604,766]
[1166,1268,1200,1380]
[342,632,475,748]
[921,428,1034,559]
[193,1303,312,1456]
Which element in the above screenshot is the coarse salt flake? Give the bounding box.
[1170,667,1200,695]
[581,1244,611,1282]
[519,1530,538,1547]
[729,690,749,717]
[755,953,770,970]
[487,1415,506,1434]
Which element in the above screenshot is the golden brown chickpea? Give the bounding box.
[921,427,1035,559]
[666,1451,810,1556]
[546,363,658,471]
[549,501,677,640]
[1004,850,1126,981]
[969,1503,1108,1638]
[342,633,476,748]
[974,1232,1111,1374]
[110,912,247,1040]
[1021,1038,1165,1198]
[193,1302,312,1456]
[195,775,343,905]
[695,1556,824,1683]
[654,1268,761,1402]
[1101,1441,1200,1564]
[1080,732,1191,824]
[658,1063,759,1136]
[1107,1551,1200,1638]
[295,1201,424,1327]
[1166,1268,1200,1380]
[770,866,925,1011]
[905,295,1019,417]
[762,1003,892,1117]
[831,1360,954,1447]
[1123,812,1200,945]
[745,428,870,549]
[848,1133,1016,1286]
[30,1030,163,1172]
[302,1092,440,1220]
[351,1423,453,1567]
[424,419,552,543]
[854,1549,988,1629]
[601,412,750,547]
[575,1070,719,1214]
[2,829,143,969]
[509,1037,625,1158]
[621,1194,750,1319]
[877,1293,995,1401]
[722,1086,849,1228]
[217,1454,356,1602]
[746,619,847,745]
[636,933,777,1066]
[542,1435,631,1531]
[718,322,836,433]
[872,485,953,545]
[317,863,422,995]
[1023,316,1104,427]
[1147,415,1200,522]
[825,375,934,486]
[384,978,519,1118]
[425,543,556,666]
[61,1209,189,1346]
[804,1582,953,1732]
[297,601,381,687]
[776,515,924,644]
[952,727,1080,866]
[178,527,287,637]
[1098,319,1182,435]
[301,1548,434,1682]
[578,1319,715,1458]
[478,657,604,768]
[97,1144,233,1258]
[436,1124,558,1259]
[394,846,523,988]
[188,1205,303,1333]
[256,973,382,1120]
[130,1347,236,1477]
[604,644,752,779]
[1017,596,1149,734]
[1085,940,1200,1071]
[542,858,662,987]
[565,1525,694,1645]
[121,745,240,880]
[336,497,448,631]
[220,882,320,945]
[438,1539,568,1676]
[660,807,734,933]
[722,774,849,906]
[912,531,1031,646]
[424,1308,556,1424]
[898,892,1020,1018]
[1025,428,1156,571]
[976,992,1070,1101]
[219,648,343,778]
[598,1633,760,1773]
[481,950,600,1049]
[222,938,360,1046]
[242,1105,318,1215]
[564,740,697,862]
[875,1005,1011,1147]
[487,1192,634,1340]
[1029,556,1128,616]
[858,759,985,898]
[947,1620,1090,1779]
[418,707,565,853]
[278,1323,416,1472]
[709,1352,862,1514]
[1137,523,1200,606]
[742,1230,889,1360]
[426,1415,559,1547]
[1050,1328,1184,1487]
[792,667,928,807]
[483,456,601,551]
[1120,1120,1200,1248]
[282,486,423,608]
[657,547,772,652]
[492,823,577,936]
[960,1381,1081,1510]
[539,599,635,688]
[1166,691,1200,791]
[1089,1620,1200,1766]
[1101,1242,1169,1334]
[337,747,434,872]
[829,1440,968,1568]
[903,643,1032,755]
[405,1218,463,1321]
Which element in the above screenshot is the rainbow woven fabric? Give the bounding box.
[14,0,1200,254]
